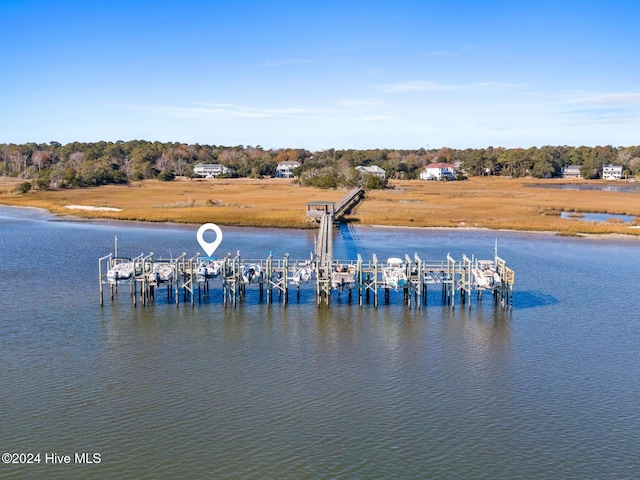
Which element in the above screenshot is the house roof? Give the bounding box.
[277,161,301,166]
[194,163,226,168]
[425,163,455,169]
[356,165,385,173]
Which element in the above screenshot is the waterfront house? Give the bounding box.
[602,164,623,180]
[193,163,232,178]
[562,165,582,179]
[355,165,386,179]
[420,163,456,181]
[275,161,301,178]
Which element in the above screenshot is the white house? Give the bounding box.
[193,163,232,178]
[355,165,386,179]
[420,163,456,181]
[275,161,301,178]
[562,165,582,179]
[602,164,623,180]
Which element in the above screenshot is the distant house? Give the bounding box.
[193,163,232,178]
[355,165,386,179]
[275,161,301,178]
[562,165,582,179]
[602,164,623,180]
[420,163,456,181]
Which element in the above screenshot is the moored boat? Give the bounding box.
[382,257,408,290]
[242,263,262,284]
[196,258,222,282]
[149,262,175,284]
[472,261,502,289]
[107,257,134,284]
[331,264,356,290]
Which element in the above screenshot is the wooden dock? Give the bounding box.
[99,216,514,309]
[306,187,364,222]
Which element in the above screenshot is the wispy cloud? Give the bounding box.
[149,97,396,124]
[557,90,640,124]
[155,103,330,119]
[335,98,384,108]
[561,92,640,106]
[475,81,529,89]
[559,108,639,124]
[379,80,451,93]
[378,80,527,93]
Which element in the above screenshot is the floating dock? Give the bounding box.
[99,215,515,309]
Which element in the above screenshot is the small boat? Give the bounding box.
[331,264,356,290]
[292,266,312,285]
[242,263,262,284]
[107,257,134,284]
[472,262,502,289]
[148,262,175,284]
[382,257,408,290]
[196,258,222,281]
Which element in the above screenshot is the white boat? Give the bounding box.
[472,262,502,289]
[292,266,312,285]
[107,257,134,284]
[331,264,356,290]
[242,263,262,284]
[382,257,408,290]
[149,262,175,284]
[196,258,222,281]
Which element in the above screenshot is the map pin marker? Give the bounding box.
[197,223,223,257]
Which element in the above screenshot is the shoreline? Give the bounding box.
[2,177,639,238]
[364,223,640,241]
[3,203,639,242]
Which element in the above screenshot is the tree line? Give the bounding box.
[2,140,639,192]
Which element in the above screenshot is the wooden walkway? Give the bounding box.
[306,187,364,221]
[334,187,364,219]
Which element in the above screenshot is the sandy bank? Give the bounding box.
[65,205,122,212]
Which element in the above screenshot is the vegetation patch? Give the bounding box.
[1,176,639,236]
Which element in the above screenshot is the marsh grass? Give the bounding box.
[347,178,640,236]
[0,178,345,228]
[1,176,639,236]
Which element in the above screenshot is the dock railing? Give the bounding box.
[334,187,364,219]
[100,248,515,309]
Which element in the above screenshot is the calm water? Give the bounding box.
[1,206,640,479]
[561,211,636,224]
[530,182,640,193]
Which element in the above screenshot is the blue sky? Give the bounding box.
[2,0,639,150]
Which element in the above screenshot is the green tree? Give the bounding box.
[363,174,386,189]
[16,181,32,193]
[497,149,532,177]
[530,146,561,178]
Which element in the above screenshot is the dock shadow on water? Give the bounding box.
[511,290,559,309]
[337,222,361,259]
